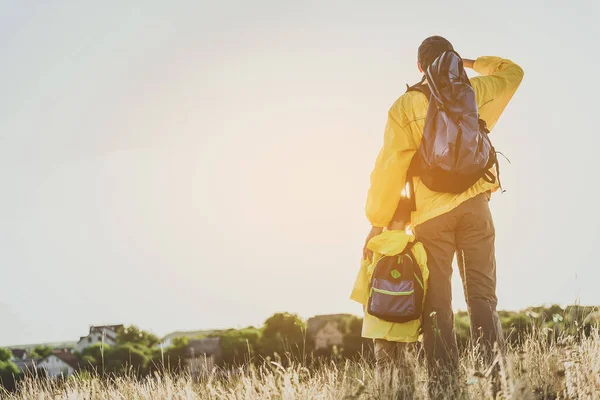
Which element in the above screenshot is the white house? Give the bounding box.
[314,321,344,350]
[75,324,123,353]
[186,338,222,378]
[307,314,351,350]
[38,351,79,378]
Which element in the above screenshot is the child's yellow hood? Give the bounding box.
[366,230,414,256]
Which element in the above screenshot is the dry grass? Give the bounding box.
[3,330,599,400]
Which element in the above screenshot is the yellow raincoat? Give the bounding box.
[366,56,524,228]
[351,230,429,342]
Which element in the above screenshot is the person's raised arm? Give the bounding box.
[462,58,475,69]
[468,56,524,130]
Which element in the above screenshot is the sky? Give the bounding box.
[1,0,599,346]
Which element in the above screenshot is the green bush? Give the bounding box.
[104,344,149,374]
[218,327,262,365]
[0,348,12,362]
[31,345,53,359]
[117,326,159,349]
[79,342,111,368]
[260,312,306,361]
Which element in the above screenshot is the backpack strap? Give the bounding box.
[485,152,507,193]
[400,246,425,291]
[479,119,506,192]
[403,240,416,254]
[405,76,432,100]
[411,252,425,291]
[399,253,415,280]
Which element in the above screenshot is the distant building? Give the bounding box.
[10,348,27,361]
[307,314,353,350]
[13,358,38,375]
[186,337,221,361]
[186,338,221,378]
[11,348,42,375]
[314,321,344,350]
[584,310,600,325]
[38,351,80,378]
[75,324,123,353]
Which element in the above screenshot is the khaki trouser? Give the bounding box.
[414,192,504,397]
[374,339,416,399]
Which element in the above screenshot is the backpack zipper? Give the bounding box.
[371,287,414,296]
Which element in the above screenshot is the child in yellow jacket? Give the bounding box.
[350,199,429,369]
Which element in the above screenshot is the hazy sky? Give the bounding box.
[1,0,599,346]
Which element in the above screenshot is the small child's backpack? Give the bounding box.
[367,243,425,323]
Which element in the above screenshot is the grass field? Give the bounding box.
[3,330,599,399]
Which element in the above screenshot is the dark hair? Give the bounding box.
[418,36,454,70]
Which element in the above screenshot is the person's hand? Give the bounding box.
[462,58,475,69]
[362,226,384,261]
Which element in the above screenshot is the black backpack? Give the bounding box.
[407,51,499,195]
[367,243,425,323]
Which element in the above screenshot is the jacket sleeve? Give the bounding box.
[365,111,417,228]
[471,56,524,131]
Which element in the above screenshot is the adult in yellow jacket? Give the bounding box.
[362,36,524,395]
